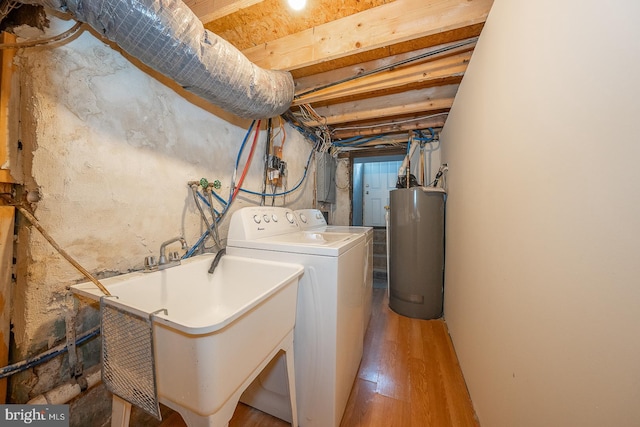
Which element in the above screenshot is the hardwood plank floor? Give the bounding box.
[159,288,478,427]
[339,289,478,427]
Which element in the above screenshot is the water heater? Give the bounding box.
[388,187,445,319]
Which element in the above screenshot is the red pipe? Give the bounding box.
[232,119,262,201]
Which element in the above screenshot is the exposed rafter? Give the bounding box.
[199,0,494,146]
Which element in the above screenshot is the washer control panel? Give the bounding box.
[294,209,328,230]
[228,207,300,240]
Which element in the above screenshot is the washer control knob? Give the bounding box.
[285,212,295,223]
[316,212,323,219]
[300,214,307,223]
[272,214,278,222]
[253,215,261,224]
[263,214,271,223]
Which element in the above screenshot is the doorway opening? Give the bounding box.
[352,155,404,227]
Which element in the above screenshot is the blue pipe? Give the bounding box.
[414,128,436,142]
[185,121,259,257]
[0,326,100,379]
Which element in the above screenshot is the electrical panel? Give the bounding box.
[317,152,336,203]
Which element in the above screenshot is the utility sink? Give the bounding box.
[71,253,304,427]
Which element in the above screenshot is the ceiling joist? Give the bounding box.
[241,0,493,72]
[197,0,494,147]
[293,50,472,107]
[184,0,266,24]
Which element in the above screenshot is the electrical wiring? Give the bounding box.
[0,21,83,49]
[269,116,286,150]
[281,112,323,148]
[0,0,20,22]
[239,144,314,198]
[299,104,332,154]
[278,116,286,149]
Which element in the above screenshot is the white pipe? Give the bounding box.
[398,141,419,176]
[27,366,102,405]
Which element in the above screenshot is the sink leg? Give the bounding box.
[111,395,132,427]
[284,338,298,427]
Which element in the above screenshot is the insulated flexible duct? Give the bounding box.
[21,0,294,119]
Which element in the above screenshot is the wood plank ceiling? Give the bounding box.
[196,0,492,149]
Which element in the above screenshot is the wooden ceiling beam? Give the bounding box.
[291,24,484,79]
[242,0,493,71]
[298,99,453,128]
[303,75,463,109]
[297,84,458,125]
[185,0,266,23]
[292,50,471,107]
[308,96,451,127]
[332,116,446,139]
[293,39,475,93]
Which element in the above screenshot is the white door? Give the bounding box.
[363,161,401,226]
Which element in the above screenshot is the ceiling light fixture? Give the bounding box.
[288,0,306,11]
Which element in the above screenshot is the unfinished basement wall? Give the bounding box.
[7,16,314,424]
[440,1,640,426]
[333,158,350,225]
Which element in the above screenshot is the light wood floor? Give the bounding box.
[159,288,478,427]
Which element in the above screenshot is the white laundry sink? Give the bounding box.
[71,253,304,426]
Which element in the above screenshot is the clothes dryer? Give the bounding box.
[226,207,366,427]
[293,209,374,331]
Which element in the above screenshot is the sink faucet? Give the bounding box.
[146,236,187,271]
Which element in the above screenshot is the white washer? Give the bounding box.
[226,207,366,427]
[294,209,374,331]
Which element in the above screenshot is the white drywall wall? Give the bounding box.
[440,1,640,426]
